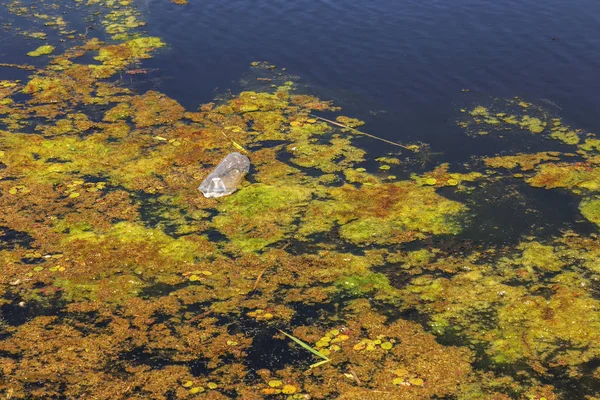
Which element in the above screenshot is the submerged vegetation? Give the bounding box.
[0,1,598,399]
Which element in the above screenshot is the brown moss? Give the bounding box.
[130,91,185,127]
[299,181,466,245]
[483,152,561,171]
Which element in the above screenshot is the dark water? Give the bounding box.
[143,0,600,158]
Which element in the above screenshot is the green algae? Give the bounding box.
[519,115,546,134]
[400,232,600,379]
[375,156,401,165]
[299,181,467,245]
[459,99,569,139]
[526,161,600,192]
[287,137,366,173]
[517,241,563,272]
[27,45,55,57]
[336,272,395,298]
[213,183,313,252]
[580,197,600,227]
[580,138,600,153]
[94,37,166,73]
[550,129,580,145]
[336,115,365,128]
[491,284,600,366]
[483,152,561,171]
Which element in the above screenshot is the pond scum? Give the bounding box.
[0,1,599,400]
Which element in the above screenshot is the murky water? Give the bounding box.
[0,0,599,399]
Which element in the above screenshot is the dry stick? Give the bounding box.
[251,266,270,292]
[219,129,249,153]
[348,367,362,386]
[251,242,290,292]
[309,114,412,150]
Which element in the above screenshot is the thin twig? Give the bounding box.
[348,367,362,385]
[251,265,270,292]
[309,114,413,150]
[189,308,213,323]
[251,242,290,293]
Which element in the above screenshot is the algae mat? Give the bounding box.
[0,1,599,399]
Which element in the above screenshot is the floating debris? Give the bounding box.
[198,152,250,198]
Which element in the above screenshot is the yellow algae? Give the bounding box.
[130,91,185,127]
[381,341,393,350]
[470,106,489,117]
[580,197,600,227]
[518,241,563,272]
[483,152,560,171]
[376,156,401,164]
[27,45,55,57]
[408,378,424,386]
[519,115,546,133]
[213,183,313,252]
[526,162,600,192]
[299,181,466,245]
[580,138,600,153]
[550,129,580,145]
[282,385,297,394]
[336,115,365,128]
[103,102,132,122]
[229,91,288,113]
[287,137,366,173]
[21,31,48,40]
[94,37,165,73]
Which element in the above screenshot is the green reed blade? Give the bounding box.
[278,329,330,361]
[309,359,331,369]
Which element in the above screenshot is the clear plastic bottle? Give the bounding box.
[198,152,250,198]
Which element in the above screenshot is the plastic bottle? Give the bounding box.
[198,152,250,198]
